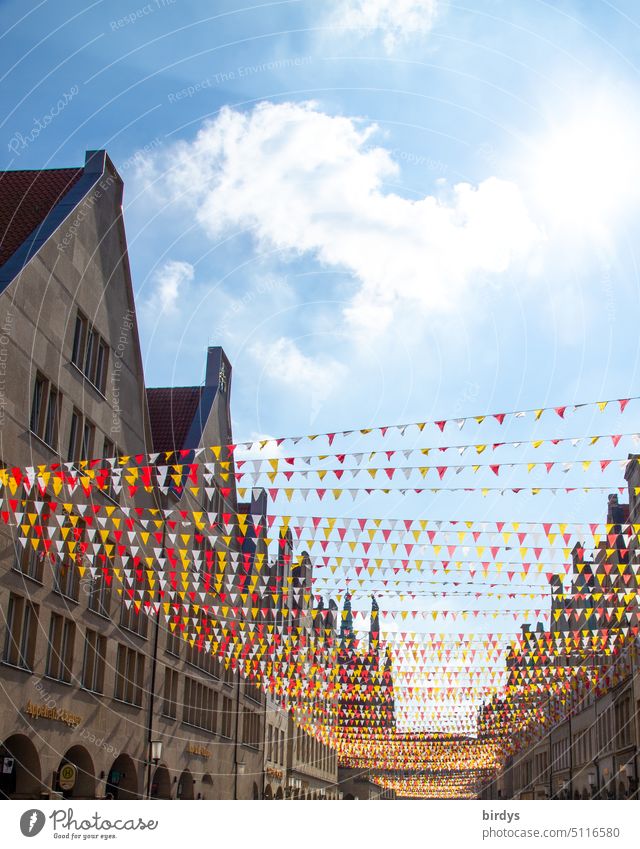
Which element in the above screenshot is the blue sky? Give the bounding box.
[3,0,640,735]
[2,1,640,512]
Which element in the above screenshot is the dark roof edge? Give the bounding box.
[0,150,110,291]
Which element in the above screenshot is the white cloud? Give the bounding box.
[137,101,541,333]
[250,337,346,423]
[149,260,194,313]
[329,0,439,52]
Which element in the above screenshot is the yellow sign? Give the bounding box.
[59,764,76,791]
[24,701,82,728]
[186,744,211,759]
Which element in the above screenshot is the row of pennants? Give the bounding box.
[10,393,638,464]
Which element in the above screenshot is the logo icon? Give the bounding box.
[19,809,45,838]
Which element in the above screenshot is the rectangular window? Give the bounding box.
[219,695,233,738]
[46,613,75,683]
[120,595,148,638]
[43,387,60,448]
[114,644,145,706]
[84,329,95,380]
[87,571,111,618]
[164,624,180,658]
[94,339,108,394]
[71,310,109,392]
[15,501,48,582]
[68,409,95,464]
[30,374,61,449]
[3,594,39,670]
[53,557,80,602]
[82,629,106,693]
[68,408,80,462]
[81,420,94,461]
[30,374,45,434]
[181,677,215,732]
[162,667,179,719]
[71,312,87,367]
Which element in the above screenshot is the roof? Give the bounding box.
[0,167,84,267]
[146,386,205,453]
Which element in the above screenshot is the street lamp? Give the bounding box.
[150,741,163,764]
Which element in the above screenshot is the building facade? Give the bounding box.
[0,151,337,801]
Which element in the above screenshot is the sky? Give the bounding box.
[3,0,640,733]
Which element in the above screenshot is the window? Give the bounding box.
[164,623,180,657]
[94,339,108,393]
[242,709,260,749]
[30,373,61,449]
[114,644,145,706]
[3,594,39,670]
[53,557,80,602]
[71,310,109,393]
[182,677,216,732]
[15,500,48,582]
[86,570,111,617]
[220,695,233,738]
[81,419,94,461]
[46,613,75,683]
[44,387,60,448]
[67,409,95,463]
[29,374,44,433]
[120,594,148,638]
[68,409,79,461]
[71,312,88,367]
[82,629,106,693]
[162,667,179,719]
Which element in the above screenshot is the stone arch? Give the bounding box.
[0,735,41,799]
[252,781,260,800]
[264,783,274,800]
[106,753,138,800]
[177,769,194,799]
[275,786,283,800]
[57,746,95,798]
[150,764,171,799]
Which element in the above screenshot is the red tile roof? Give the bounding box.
[0,167,83,267]
[146,386,204,452]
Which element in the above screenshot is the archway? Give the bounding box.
[275,786,283,800]
[177,769,194,799]
[57,746,95,798]
[252,782,260,800]
[344,793,355,800]
[0,735,41,799]
[264,783,274,800]
[201,773,213,800]
[106,754,138,800]
[150,765,171,799]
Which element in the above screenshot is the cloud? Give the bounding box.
[137,101,541,333]
[148,260,194,313]
[329,0,439,52]
[250,336,346,423]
